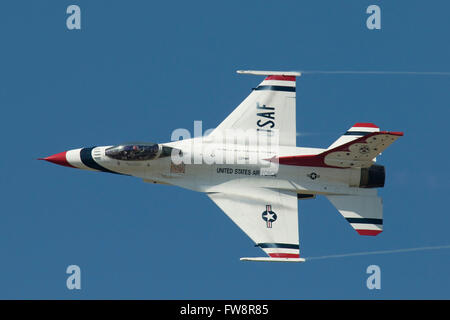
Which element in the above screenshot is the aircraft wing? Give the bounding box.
[210,71,298,147]
[207,188,304,262]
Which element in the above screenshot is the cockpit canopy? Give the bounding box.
[105,143,172,161]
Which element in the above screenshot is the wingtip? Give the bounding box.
[240,257,306,263]
[236,70,301,77]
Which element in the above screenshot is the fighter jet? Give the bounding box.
[40,70,403,262]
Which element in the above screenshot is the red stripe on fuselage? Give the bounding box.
[278,154,329,168]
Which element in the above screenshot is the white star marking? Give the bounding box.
[265,211,275,222]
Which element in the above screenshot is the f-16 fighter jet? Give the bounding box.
[40,70,403,262]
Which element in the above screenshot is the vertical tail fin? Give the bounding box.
[328,123,380,149]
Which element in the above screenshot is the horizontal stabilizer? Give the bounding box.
[326,195,383,236]
[240,257,305,263]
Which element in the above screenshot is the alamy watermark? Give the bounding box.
[366,265,381,290]
[66,5,81,30]
[66,265,81,290]
[366,5,381,30]
[169,121,280,175]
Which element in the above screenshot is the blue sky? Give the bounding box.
[1,0,449,299]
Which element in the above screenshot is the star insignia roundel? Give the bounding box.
[262,205,277,228]
[307,172,320,180]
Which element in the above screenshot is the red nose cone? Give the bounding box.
[40,151,75,168]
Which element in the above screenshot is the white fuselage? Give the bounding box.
[65,137,376,198]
